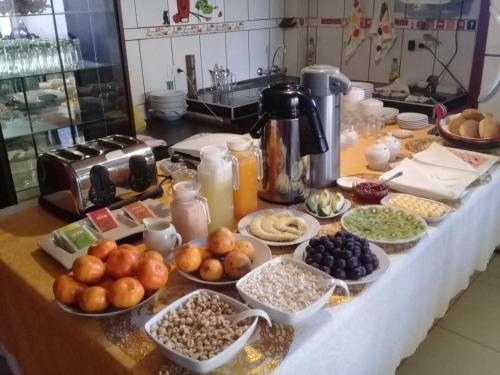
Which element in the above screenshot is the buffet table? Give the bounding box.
[0,127,499,375]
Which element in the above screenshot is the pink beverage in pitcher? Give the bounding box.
[170,181,211,243]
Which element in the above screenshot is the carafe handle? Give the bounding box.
[252,146,264,181]
[230,155,240,190]
[197,196,211,225]
[249,112,269,139]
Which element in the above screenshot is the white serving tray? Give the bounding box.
[38,199,170,269]
[380,193,452,223]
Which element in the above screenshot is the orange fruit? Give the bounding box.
[200,246,215,262]
[77,286,109,313]
[234,240,256,260]
[108,277,145,308]
[174,243,202,272]
[140,250,164,264]
[106,248,140,278]
[137,258,169,290]
[88,239,117,261]
[207,227,235,255]
[199,258,224,281]
[117,244,139,254]
[223,251,251,280]
[72,255,105,284]
[53,274,86,305]
[95,276,115,291]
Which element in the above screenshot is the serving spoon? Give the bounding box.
[221,308,272,327]
[379,171,403,185]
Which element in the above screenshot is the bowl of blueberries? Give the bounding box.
[293,231,390,285]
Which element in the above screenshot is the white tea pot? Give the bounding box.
[365,141,391,171]
[379,133,401,161]
[143,218,182,259]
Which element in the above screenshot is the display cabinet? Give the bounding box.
[0,0,134,208]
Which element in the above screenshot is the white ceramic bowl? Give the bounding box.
[360,99,383,118]
[144,289,259,374]
[236,257,349,325]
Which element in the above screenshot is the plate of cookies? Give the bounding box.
[438,109,500,148]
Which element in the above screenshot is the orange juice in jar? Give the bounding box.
[227,137,263,220]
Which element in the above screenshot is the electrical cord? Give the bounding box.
[436,2,463,83]
[418,43,468,94]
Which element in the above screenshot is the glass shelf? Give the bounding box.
[0,10,114,18]
[0,60,114,81]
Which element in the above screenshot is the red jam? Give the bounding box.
[353,182,389,204]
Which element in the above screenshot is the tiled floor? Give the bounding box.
[397,253,500,375]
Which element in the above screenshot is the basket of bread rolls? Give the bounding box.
[437,109,500,148]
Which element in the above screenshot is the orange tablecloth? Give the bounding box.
[0,126,438,374]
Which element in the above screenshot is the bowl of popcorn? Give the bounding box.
[145,290,259,373]
[236,257,349,325]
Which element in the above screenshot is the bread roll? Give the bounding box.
[459,120,480,138]
[462,109,484,122]
[479,117,500,138]
[448,115,466,135]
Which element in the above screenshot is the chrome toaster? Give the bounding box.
[37,135,163,219]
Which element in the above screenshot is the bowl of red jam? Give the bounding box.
[352,181,389,204]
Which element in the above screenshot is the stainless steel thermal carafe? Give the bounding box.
[301,65,351,188]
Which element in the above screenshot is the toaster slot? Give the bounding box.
[74,144,103,156]
[110,135,140,145]
[55,149,85,161]
[97,139,125,150]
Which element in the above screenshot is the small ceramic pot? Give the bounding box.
[379,133,401,161]
[365,141,391,171]
[143,219,182,259]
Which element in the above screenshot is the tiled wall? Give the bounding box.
[120,0,285,112]
[121,0,482,116]
[292,0,480,89]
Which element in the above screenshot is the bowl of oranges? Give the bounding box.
[53,239,168,317]
[175,228,272,286]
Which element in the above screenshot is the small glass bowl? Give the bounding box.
[352,180,389,204]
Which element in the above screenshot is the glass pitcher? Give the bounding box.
[227,137,263,221]
[197,145,239,231]
[170,181,211,243]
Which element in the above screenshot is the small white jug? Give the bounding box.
[143,218,182,259]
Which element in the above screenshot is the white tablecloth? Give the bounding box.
[276,165,500,375]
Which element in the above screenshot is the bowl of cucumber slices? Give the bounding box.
[304,190,351,219]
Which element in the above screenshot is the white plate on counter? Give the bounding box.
[380,193,452,223]
[38,199,170,269]
[304,199,352,219]
[238,209,321,247]
[293,241,390,285]
[336,177,364,190]
[56,288,160,318]
[176,234,272,286]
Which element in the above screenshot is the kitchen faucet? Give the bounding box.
[257,45,287,76]
[271,45,286,74]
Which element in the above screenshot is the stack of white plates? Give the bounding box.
[383,107,399,124]
[149,90,187,121]
[352,82,374,99]
[397,112,429,129]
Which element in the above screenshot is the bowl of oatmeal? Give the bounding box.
[236,257,349,325]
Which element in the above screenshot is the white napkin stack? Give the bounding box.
[381,143,499,200]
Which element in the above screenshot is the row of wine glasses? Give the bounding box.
[0,38,83,79]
